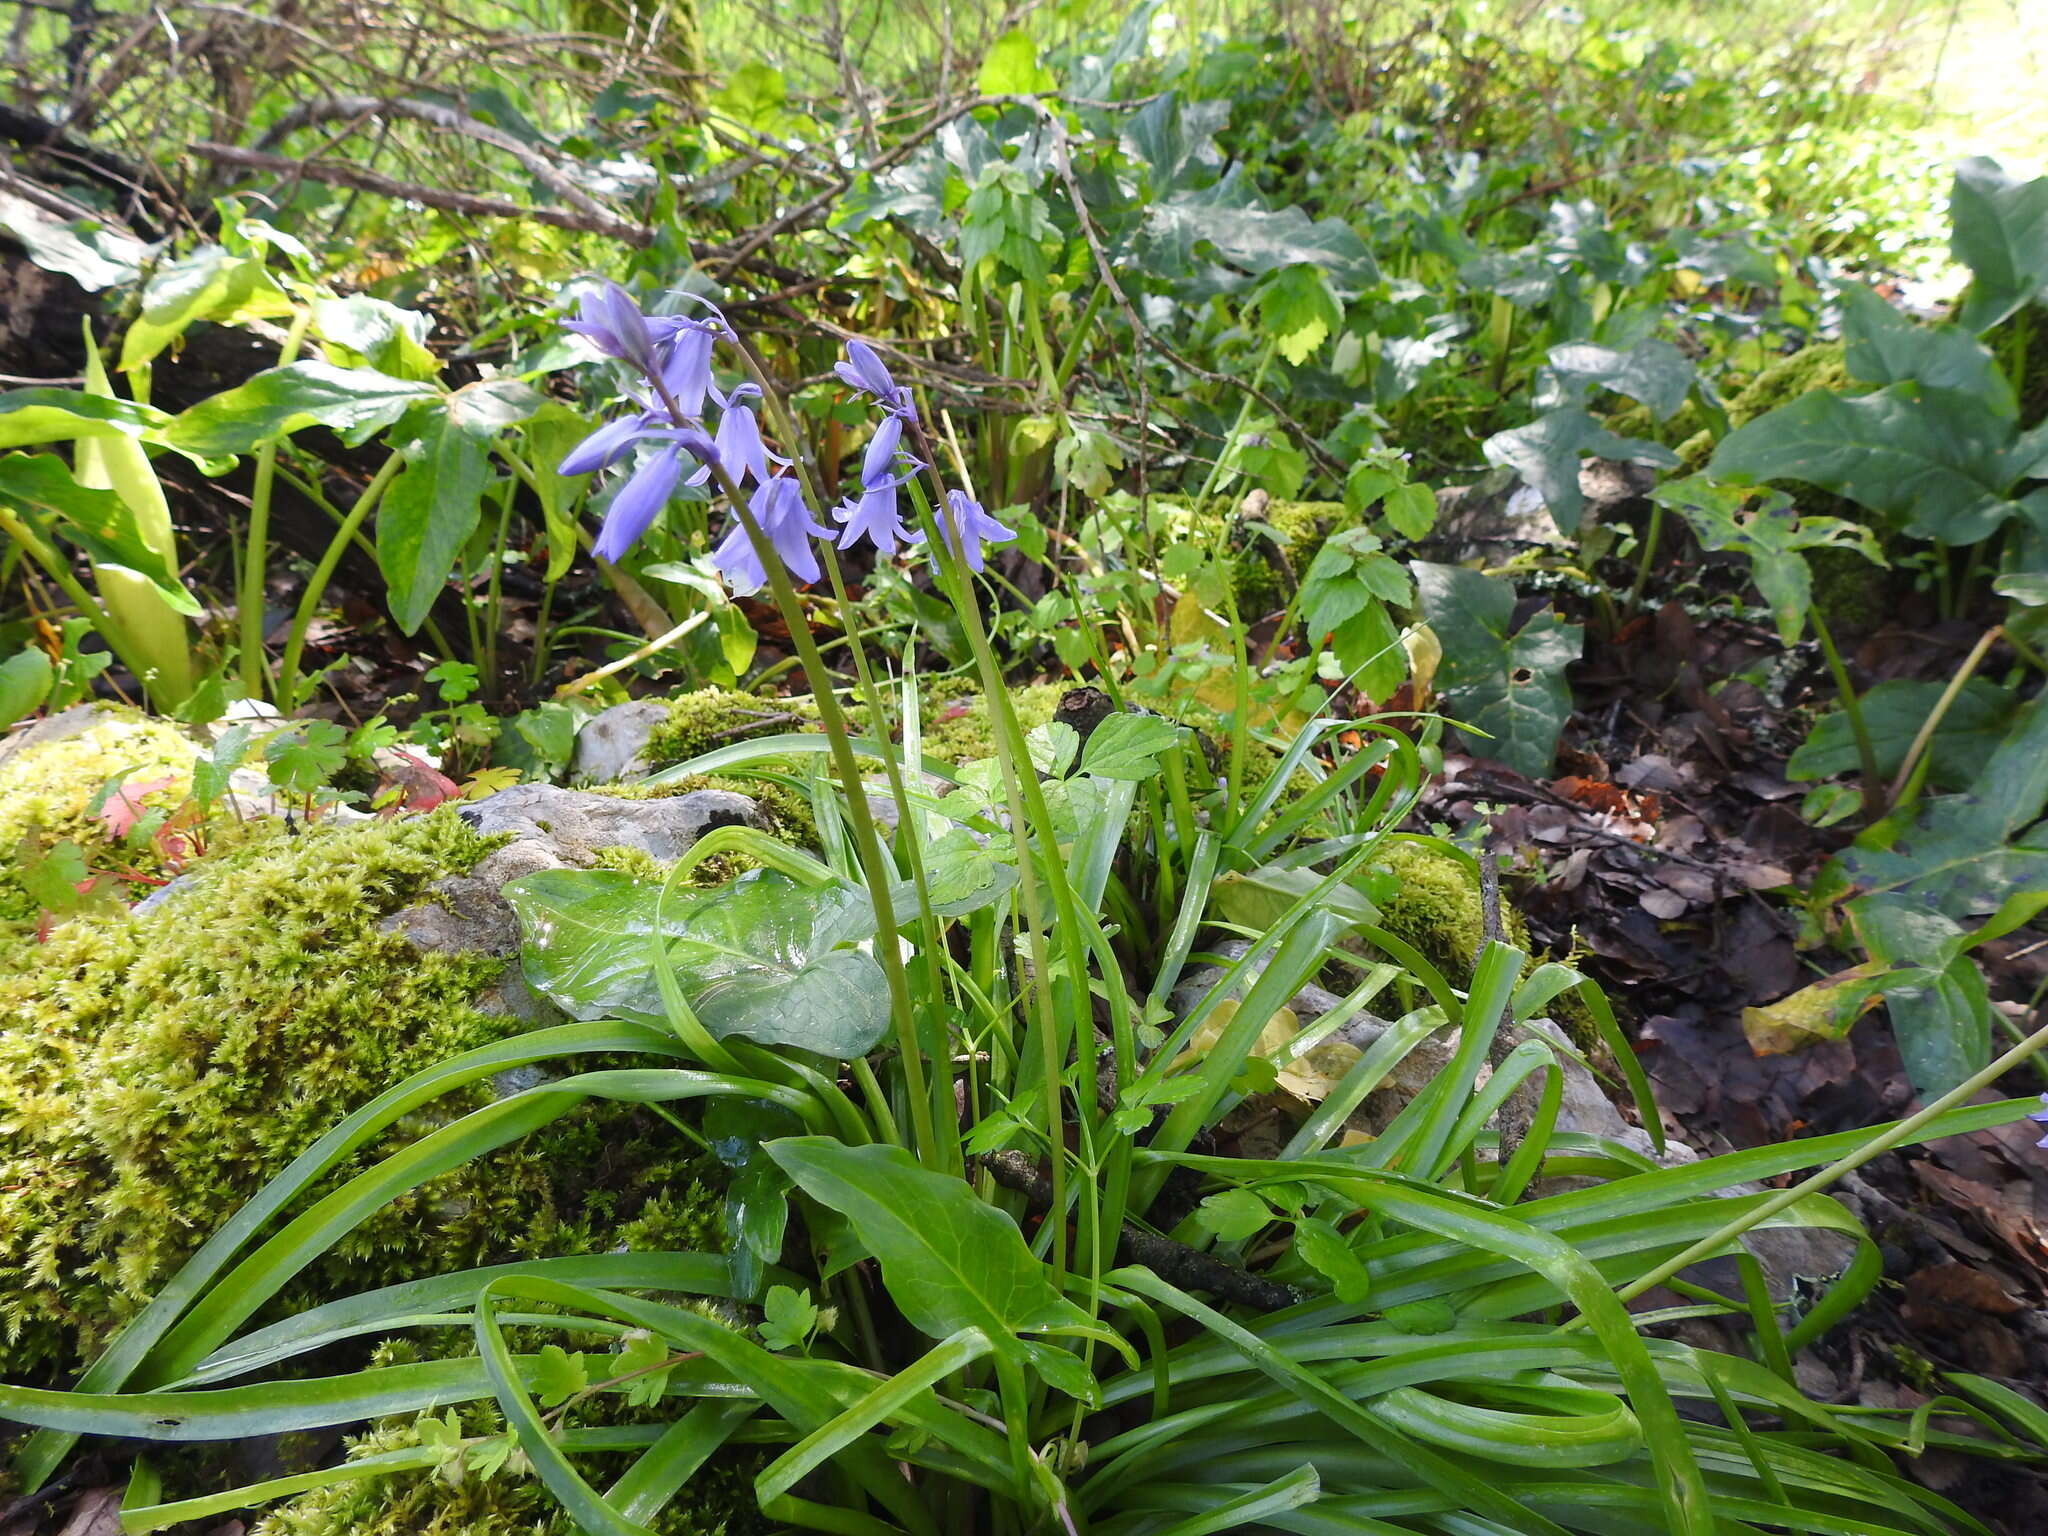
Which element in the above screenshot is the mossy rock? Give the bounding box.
[642,687,803,770]
[1674,341,1858,474]
[1230,500,1348,615]
[919,682,1065,765]
[0,809,723,1378]
[1366,838,1596,1050]
[0,705,203,935]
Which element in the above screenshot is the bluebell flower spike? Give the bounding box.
[712,475,833,594]
[593,446,684,565]
[919,489,1016,574]
[835,339,918,422]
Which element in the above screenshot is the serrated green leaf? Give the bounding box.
[1078,712,1187,780]
[978,28,1056,94]
[1256,264,1342,366]
[1196,1187,1274,1242]
[264,721,348,796]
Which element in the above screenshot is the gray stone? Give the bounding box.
[456,783,766,860]
[574,699,670,783]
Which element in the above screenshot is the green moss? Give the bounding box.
[1231,500,1347,614]
[0,810,724,1378]
[1674,342,1859,474]
[643,688,798,769]
[1362,838,1596,1048]
[0,707,201,933]
[1603,397,1710,453]
[920,683,1065,766]
[251,1417,767,1536]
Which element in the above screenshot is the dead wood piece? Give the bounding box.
[186,142,653,245]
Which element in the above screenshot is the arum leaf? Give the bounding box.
[1949,156,2048,332]
[1708,382,2026,546]
[506,869,892,1058]
[1412,562,1581,778]
[0,390,168,448]
[1838,283,2013,414]
[765,1138,1095,1348]
[376,412,494,636]
[0,452,200,614]
[1787,679,2017,789]
[120,246,294,372]
[1545,338,1694,421]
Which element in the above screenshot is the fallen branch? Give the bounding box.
[983,1149,1301,1312]
[185,141,654,245]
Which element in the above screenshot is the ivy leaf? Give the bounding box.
[1257,264,1343,367]
[1949,156,2048,332]
[1651,477,1883,645]
[1481,407,1676,534]
[758,1285,820,1352]
[263,721,349,796]
[1544,338,1694,421]
[1412,562,1582,778]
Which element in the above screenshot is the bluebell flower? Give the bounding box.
[2031,1093,2048,1150]
[687,384,783,490]
[563,281,667,376]
[918,489,1015,574]
[593,445,685,565]
[558,411,662,477]
[833,413,923,554]
[834,339,917,421]
[658,321,720,421]
[711,475,832,594]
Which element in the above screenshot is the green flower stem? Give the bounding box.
[1052,282,1110,396]
[239,309,313,698]
[275,450,404,713]
[697,457,942,1173]
[905,419,1096,1288]
[1807,606,1883,817]
[1586,1018,2048,1319]
[730,342,959,1167]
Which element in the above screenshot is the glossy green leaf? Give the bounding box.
[1950,155,2048,332]
[766,1138,1096,1347]
[977,28,1056,94]
[505,868,892,1057]
[1838,283,2013,413]
[0,452,199,614]
[1412,562,1581,777]
[119,246,295,371]
[1709,382,2027,546]
[1787,678,2017,789]
[162,362,439,456]
[375,412,494,635]
[0,647,52,727]
[0,389,167,448]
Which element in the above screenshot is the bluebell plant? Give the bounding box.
[558,282,1014,588]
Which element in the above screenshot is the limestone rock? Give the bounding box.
[455,783,767,861]
[573,698,669,783]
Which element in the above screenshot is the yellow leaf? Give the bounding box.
[1742,962,1887,1056]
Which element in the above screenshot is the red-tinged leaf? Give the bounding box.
[93,773,178,839]
[381,749,460,812]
